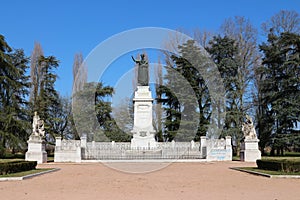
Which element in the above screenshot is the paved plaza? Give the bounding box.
[0,161,299,200]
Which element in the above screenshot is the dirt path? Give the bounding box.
[0,161,299,200]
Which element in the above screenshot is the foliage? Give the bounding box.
[73,82,130,142]
[0,161,37,175]
[207,36,244,143]
[237,167,300,176]
[257,159,300,172]
[0,35,30,153]
[258,32,300,155]
[36,56,61,142]
[158,40,209,142]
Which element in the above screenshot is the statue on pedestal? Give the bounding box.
[132,54,149,86]
[32,112,45,137]
[26,112,47,163]
[242,115,257,140]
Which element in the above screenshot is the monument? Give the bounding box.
[240,115,261,162]
[25,112,47,163]
[130,54,157,149]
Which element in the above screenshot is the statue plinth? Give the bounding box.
[25,135,47,164]
[240,138,261,162]
[240,115,261,162]
[25,112,47,164]
[131,86,157,149]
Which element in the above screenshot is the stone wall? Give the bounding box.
[200,136,232,161]
[54,136,232,162]
[54,137,81,162]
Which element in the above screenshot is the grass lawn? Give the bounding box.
[0,168,55,178]
[238,167,300,176]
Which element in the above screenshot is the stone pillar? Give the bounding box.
[225,136,231,147]
[225,136,233,161]
[55,136,62,147]
[191,140,195,149]
[80,135,87,148]
[171,140,175,149]
[25,135,47,164]
[240,138,261,162]
[200,136,207,158]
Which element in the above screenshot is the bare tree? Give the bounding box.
[193,28,214,48]
[262,10,300,35]
[112,97,133,134]
[72,52,87,95]
[220,16,260,113]
[30,42,43,110]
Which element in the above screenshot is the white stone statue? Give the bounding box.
[32,112,45,137]
[38,119,45,137]
[242,115,257,140]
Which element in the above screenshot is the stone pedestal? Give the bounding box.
[25,135,47,164]
[240,138,261,162]
[131,86,157,149]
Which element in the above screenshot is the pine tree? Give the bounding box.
[259,32,300,155]
[73,81,130,142]
[158,40,210,142]
[0,35,30,155]
[37,55,60,142]
[206,36,244,153]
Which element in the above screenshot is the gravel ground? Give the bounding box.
[0,161,299,200]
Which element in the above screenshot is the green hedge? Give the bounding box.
[257,159,300,173]
[0,161,37,175]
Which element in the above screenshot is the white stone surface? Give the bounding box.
[240,138,261,162]
[54,137,81,162]
[25,135,47,164]
[131,86,157,149]
[131,135,157,149]
[200,136,232,161]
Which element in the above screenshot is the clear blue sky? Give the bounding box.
[2,0,299,96]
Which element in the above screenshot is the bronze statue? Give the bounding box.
[132,54,149,86]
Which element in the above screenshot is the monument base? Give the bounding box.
[240,138,261,162]
[131,134,157,150]
[25,135,47,164]
[130,86,157,150]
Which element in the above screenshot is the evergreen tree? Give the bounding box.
[73,82,130,142]
[259,32,300,155]
[37,55,61,142]
[158,40,210,142]
[206,36,244,151]
[0,35,30,155]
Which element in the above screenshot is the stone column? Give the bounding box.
[200,136,207,158]
[80,135,87,149]
[55,136,62,147]
[225,136,233,161]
